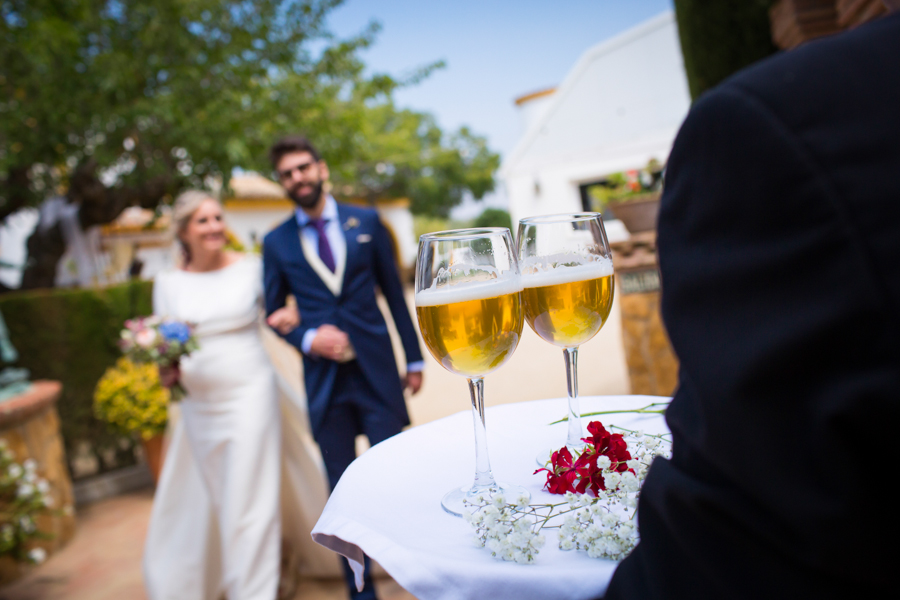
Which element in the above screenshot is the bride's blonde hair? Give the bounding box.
[173,190,221,265]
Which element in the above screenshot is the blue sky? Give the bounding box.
[326,0,674,162]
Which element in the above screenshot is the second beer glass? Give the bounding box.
[415,228,529,515]
[517,213,615,461]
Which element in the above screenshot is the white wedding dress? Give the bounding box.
[143,254,340,600]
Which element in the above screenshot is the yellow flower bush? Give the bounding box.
[93,358,169,440]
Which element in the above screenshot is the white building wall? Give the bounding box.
[503,11,691,235]
[224,206,293,249]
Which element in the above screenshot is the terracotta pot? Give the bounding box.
[608,194,661,234]
[141,435,164,484]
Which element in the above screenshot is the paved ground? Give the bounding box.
[0,288,629,599]
[0,490,414,600]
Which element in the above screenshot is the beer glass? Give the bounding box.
[516,213,615,462]
[415,228,529,516]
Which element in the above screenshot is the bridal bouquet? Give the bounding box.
[119,316,198,401]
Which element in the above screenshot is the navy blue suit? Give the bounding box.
[263,202,421,443]
[263,201,423,598]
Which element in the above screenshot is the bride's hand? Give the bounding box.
[267,305,300,334]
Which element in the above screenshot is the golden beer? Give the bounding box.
[522,263,614,348]
[416,282,524,378]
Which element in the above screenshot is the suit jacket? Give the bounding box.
[262,202,423,437]
[607,13,900,599]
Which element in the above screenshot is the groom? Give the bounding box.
[263,135,424,599]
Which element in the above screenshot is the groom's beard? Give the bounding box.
[287,179,324,209]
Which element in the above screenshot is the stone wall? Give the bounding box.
[611,233,679,397]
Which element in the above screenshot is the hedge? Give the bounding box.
[0,281,153,478]
[673,0,778,100]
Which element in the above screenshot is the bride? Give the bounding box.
[143,191,339,599]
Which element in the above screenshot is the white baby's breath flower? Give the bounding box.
[597,455,611,470]
[491,493,506,508]
[28,548,47,564]
[606,471,621,489]
[621,471,640,492]
[8,463,23,478]
[23,459,37,472]
[17,483,34,498]
[19,516,35,533]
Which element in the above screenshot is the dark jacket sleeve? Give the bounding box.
[262,234,310,352]
[369,215,423,366]
[607,82,895,598]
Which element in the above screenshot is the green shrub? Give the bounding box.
[473,208,513,231]
[413,214,471,240]
[0,281,153,478]
[673,0,778,100]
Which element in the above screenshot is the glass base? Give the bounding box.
[535,441,588,468]
[441,482,531,517]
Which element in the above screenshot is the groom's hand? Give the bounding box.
[310,324,351,361]
[404,372,423,395]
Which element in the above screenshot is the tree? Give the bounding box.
[673,0,778,100]
[0,0,499,287]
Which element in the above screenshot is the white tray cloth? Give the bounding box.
[312,395,670,600]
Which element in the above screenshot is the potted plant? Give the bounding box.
[93,358,169,483]
[591,160,664,234]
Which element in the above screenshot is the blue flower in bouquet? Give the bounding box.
[159,321,192,343]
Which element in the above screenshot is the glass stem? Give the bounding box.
[564,347,583,448]
[468,377,497,490]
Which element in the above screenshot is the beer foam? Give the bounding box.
[520,257,614,288]
[415,277,523,306]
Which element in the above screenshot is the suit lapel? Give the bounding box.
[337,204,358,295]
[281,217,336,296]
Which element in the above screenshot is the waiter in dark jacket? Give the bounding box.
[607,3,899,598]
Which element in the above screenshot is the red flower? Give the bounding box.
[535,447,579,494]
[583,421,612,451]
[538,421,635,496]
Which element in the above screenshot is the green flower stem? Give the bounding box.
[607,424,672,441]
[549,402,670,425]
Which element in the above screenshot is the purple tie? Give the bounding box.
[308,218,336,273]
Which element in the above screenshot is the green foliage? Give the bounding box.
[472,208,512,231]
[93,358,169,440]
[413,214,471,240]
[0,0,499,222]
[673,0,778,100]
[0,281,153,477]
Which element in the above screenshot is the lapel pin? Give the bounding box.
[343,217,360,230]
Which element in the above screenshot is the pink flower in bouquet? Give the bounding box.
[135,327,159,349]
